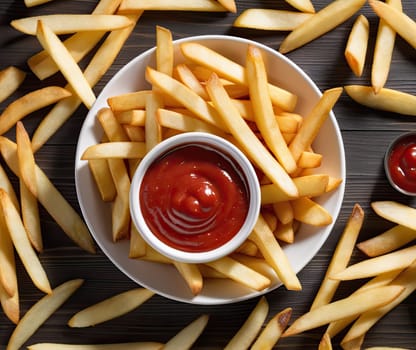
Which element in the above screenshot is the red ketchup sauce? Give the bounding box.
[139,143,249,252]
[387,134,416,194]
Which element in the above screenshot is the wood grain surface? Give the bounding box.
[0,0,415,349]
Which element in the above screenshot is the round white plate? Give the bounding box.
[75,35,345,305]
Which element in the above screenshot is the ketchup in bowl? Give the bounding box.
[385,132,416,195]
[129,132,260,263]
[140,143,249,253]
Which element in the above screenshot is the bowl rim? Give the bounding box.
[75,34,346,305]
[129,131,261,263]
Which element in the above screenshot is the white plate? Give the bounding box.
[75,35,346,305]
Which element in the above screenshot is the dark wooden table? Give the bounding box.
[0,1,415,349]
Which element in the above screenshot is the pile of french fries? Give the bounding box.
[234,0,416,117]
[81,24,345,296]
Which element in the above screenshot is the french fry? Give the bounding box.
[274,222,295,244]
[24,0,54,7]
[0,137,96,253]
[6,279,83,350]
[172,261,203,295]
[250,214,301,291]
[16,122,37,197]
[371,0,402,93]
[19,178,43,253]
[345,15,369,77]
[108,91,151,112]
[0,214,18,297]
[371,201,416,230]
[11,14,133,35]
[251,307,292,350]
[224,296,269,350]
[81,142,147,160]
[128,225,147,258]
[68,288,154,327]
[369,0,416,49]
[205,73,298,198]
[180,42,297,111]
[145,92,164,152]
[0,86,71,136]
[291,197,332,226]
[231,254,277,281]
[331,245,416,281]
[217,0,236,13]
[310,204,364,310]
[36,20,96,109]
[233,9,313,31]
[357,225,416,257]
[279,0,366,53]
[205,256,271,291]
[289,87,343,163]
[88,159,117,202]
[0,164,20,210]
[27,342,163,350]
[116,110,146,126]
[341,260,416,345]
[272,201,293,225]
[282,285,404,337]
[118,0,227,12]
[31,13,140,152]
[318,333,333,350]
[345,85,416,116]
[0,280,19,325]
[0,189,51,294]
[156,25,173,76]
[0,66,26,103]
[284,0,315,13]
[297,151,322,169]
[163,314,209,350]
[175,64,209,100]
[246,45,297,174]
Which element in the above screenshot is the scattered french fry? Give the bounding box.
[27,342,163,350]
[284,0,315,13]
[371,201,416,230]
[369,0,416,49]
[68,288,154,327]
[318,333,333,350]
[0,66,26,103]
[233,9,313,31]
[11,14,133,35]
[345,85,416,116]
[0,280,19,325]
[156,25,174,76]
[224,296,269,350]
[279,0,366,53]
[217,0,236,13]
[345,15,369,77]
[7,279,83,350]
[0,213,18,298]
[118,0,227,12]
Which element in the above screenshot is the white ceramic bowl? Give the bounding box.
[75,35,346,305]
[129,132,261,263]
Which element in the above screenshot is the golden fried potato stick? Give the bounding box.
[371,0,402,93]
[250,214,301,291]
[16,122,37,197]
[36,20,96,109]
[292,197,332,226]
[81,142,147,160]
[224,297,269,350]
[0,66,26,103]
[345,85,416,116]
[156,25,173,76]
[251,307,292,350]
[289,87,343,163]
[310,204,364,310]
[28,0,122,80]
[0,137,96,254]
[88,159,117,202]
[7,279,83,350]
[217,0,236,13]
[172,261,203,295]
[331,245,416,281]
[285,0,314,13]
[0,280,19,325]
[205,73,298,198]
[233,9,313,30]
[0,86,71,136]
[0,213,17,298]
[345,15,369,77]
[282,285,404,337]
[11,14,133,35]
[164,314,209,350]
[180,42,297,111]
[0,189,51,294]
[24,0,55,7]
[372,201,416,230]
[27,342,163,350]
[279,0,366,53]
[246,45,297,174]
[31,13,141,152]
[118,0,227,13]
[357,225,416,257]
[369,0,416,49]
[341,260,416,346]
[175,64,209,100]
[145,92,164,152]
[68,288,154,327]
